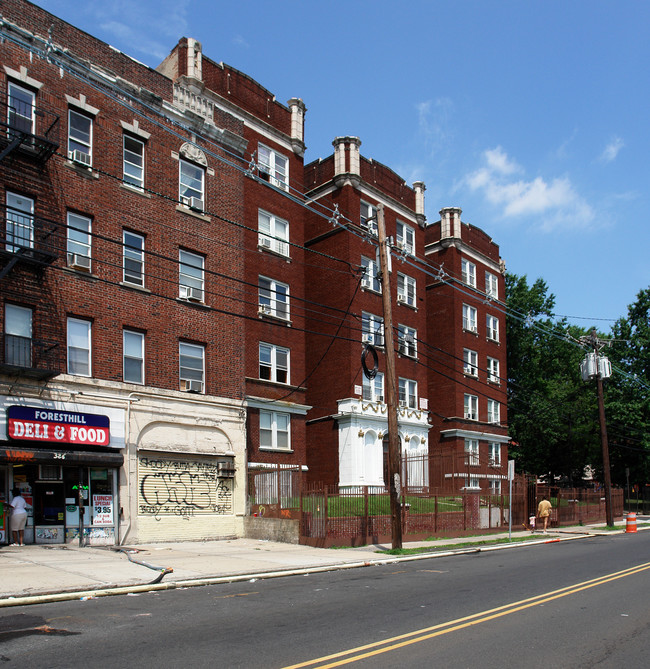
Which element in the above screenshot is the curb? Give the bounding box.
[0,532,593,608]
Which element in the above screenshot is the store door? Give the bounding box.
[33,481,65,544]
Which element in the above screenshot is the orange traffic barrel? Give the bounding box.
[626,512,637,533]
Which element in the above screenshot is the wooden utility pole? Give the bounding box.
[376,204,402,549]
[581,329,614,527]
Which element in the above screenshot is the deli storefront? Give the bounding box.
[1,402,124,545]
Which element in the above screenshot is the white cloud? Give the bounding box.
[465,146,594,230]
[599,136,624,163]
[232,35,250,49]
[416,97,454,150]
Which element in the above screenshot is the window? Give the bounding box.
[123,231,145,287]
[179,341,204,393]
[461,259,476,287]
[179,159,205,211]
[486,314,499,342]
[464,439,479,466]
[259,277,289,320]
[259,342,289,384]
[360,201,377,235]
[489,479,501,494]
[486,271,499,300]
[463,304,477,332]
[67,318,91,376]
[4,304,32,367]
[123,330,144,384]
[8,82,34,136]
[68,109,92,165]
[398,324,417,358]
[489,442,501,466]
[464,394,478,421]
[258,210,289,256]
[5,192,33,253]
[396,221,415,254]
[463,348,478,377]
[362,312,384,347]
[67,212,91,271]
[361,256,381,293]
[260,410,290,449]
[487,357,500,384]
[258,144,288,191]
[363,372,384,403]
[399,378,418,409]
[179,250,205,302]
[397,273,416,307]
[123,135,144,190]
[487,399,501,424]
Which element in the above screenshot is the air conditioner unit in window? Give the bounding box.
[179,285,203,302]
[68,253,91,271]
[395,240,404,250]
[399,400,408,408]
[70,149,91,166]
[259,236,272,249]
[258,304,271,316]
[217,462,236,478]
[397,293,406,303]
[181,379,203,393]
[361,333,373,344]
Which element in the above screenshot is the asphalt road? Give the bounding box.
[1,532,649,668]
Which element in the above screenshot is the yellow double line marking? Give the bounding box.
[284,561,650,668]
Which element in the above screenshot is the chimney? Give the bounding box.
[288,98,306,155]
[440,207,462,240]
[185,38,202,82]
[413,181,426,227]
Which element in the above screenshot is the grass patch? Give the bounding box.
[379,535,545,555]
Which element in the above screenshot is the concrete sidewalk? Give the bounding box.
[0,521,636,607]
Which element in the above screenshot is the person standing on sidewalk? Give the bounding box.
[537,496,553,534]
[9,488,27,546]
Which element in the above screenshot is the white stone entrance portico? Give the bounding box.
[335,398,430,489]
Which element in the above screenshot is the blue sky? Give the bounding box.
[36,1,650,328]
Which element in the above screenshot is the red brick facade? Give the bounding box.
[1,2,509,548]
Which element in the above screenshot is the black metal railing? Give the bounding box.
[0,90,60,161]
[0,333,62,379]
[0,204,60,264]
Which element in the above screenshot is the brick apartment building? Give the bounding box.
[425,207,509,493]
[0,1,508,546]
[303,137,431,489]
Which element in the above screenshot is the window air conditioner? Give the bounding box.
[180,285,203,302]
[70,149,91,166]
[259,236,272,249]
[395,240,404,250]
[397,293,406,303]
[217,462,236,478]
[399,400,408,408]
[361,333,373,344]
[258,304,271,316]
[181,379,203,393]
[69,253,91,270]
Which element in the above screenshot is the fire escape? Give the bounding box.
[0,88,63,380]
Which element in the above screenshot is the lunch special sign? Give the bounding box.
[7,406,110,447]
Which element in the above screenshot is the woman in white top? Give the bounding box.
[9,488,28,546]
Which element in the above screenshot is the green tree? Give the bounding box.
[506,274,599,481]
[606,288,650,486]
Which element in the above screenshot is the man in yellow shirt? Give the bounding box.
[538,497,553,534]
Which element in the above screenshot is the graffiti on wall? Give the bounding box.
[138,455,233,520]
